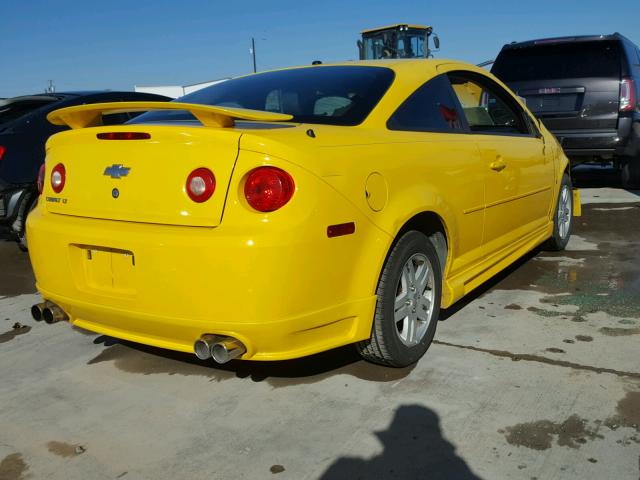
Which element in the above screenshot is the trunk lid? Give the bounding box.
[43,126,241,227]
[42,101,292,227]
[506,78,621,130]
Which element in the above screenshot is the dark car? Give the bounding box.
[0,91,170,248]
[491,33,640,188]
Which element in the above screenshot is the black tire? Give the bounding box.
[357,230,442,367]
[621,160,640,190]
[16,195,38,252]
[544,173,573,251]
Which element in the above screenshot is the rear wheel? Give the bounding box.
[621,159,640,189]
[357,231,442,367]
[545,173,573,251]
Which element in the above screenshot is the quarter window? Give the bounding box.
[387,74,464,132]
[448,72,530,135]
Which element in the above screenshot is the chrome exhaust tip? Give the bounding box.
[42,303,69,324]
[31,303,47,321]
[211,338,246,364]
[193,334,221,360]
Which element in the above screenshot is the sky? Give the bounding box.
[2,0,639,97]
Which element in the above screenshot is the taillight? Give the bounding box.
[186,168,215,202]
[37,164,46,194]
[244,167,295,212]
[97,132,151,140]
[620,78,636,112]
[0,146,5,161]
[51,163,66,193]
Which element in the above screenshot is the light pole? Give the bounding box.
[250,37,257,73]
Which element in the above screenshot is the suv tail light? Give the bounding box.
[244,167,295,212]
[0,146,5,161]
[51,163,66,193]
[37,164,46,194]
[620,78,636,112]
[186,168,215,202]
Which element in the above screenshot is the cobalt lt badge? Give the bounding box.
[112,188,120,199]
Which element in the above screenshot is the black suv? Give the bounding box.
[492,33,640,188]
[0,91,170,248]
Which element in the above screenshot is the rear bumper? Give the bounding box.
[26,193,389,361]
[39,286,377,361]
[553,118,640,160]
[553,130,620,158]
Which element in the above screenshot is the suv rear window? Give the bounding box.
[133,66,395,126]
[492,41,622,82]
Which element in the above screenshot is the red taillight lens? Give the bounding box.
[37,164,46,194]
[620,78,636,112]
[186,168,215,202]
[244,167,295,212]
[51,163,66,193]
[0,146,5,161]
[97,132,151,140]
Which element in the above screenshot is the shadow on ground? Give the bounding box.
[571,164,640,197]
[89,335,415,386]
[320,404,482,479]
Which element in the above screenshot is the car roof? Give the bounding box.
[500,33,634,50]
[2,91,168,104]
[234,58,478,80]
[0,94,72,105]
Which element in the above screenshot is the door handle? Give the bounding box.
[490,159,507,172]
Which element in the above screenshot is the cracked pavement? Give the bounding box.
[1,171,639,480]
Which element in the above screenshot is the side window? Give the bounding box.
[448,72,531,135]
[387,74,464,132]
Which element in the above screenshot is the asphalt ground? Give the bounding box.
[0,167,639,480]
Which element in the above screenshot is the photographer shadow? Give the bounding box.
[320,404,482,480]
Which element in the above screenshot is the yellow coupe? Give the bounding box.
[27,59,574,367]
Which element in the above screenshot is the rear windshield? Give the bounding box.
[492,41,622,82]
[0,98,57,126]
[133,66,395,126]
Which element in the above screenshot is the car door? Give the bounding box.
[386,74,486,278]
[446,70,553,258]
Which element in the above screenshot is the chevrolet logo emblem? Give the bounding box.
[103,164,131,179]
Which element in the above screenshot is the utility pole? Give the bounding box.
[251,37,257,73]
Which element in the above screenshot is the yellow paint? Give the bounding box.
[573,189,582,217]
[28,59,569,361]
[361,24,431,34]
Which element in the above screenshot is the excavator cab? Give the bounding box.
[358,24,440,60]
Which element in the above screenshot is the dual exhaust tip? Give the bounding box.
[31,302,68,324]
[194,334,246,364]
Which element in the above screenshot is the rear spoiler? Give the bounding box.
[47,101,294,129]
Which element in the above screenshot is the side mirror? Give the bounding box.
[433,35,440,50]
[357,40,364,60]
